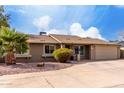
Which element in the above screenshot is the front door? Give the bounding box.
[73,45,85,61]
[73,46,80,61]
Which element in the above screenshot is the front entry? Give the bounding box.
[63,44,90,61]
[73,45,90,61]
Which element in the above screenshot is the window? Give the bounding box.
[45,46,49,53]
[45,45,55,54]
[15,49,30,55]
[74,46,79,54]
[15,49,31,58]
[80,46,84,55]
[15,44,30,55]
[73,45,85,55]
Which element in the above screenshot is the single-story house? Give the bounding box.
[13,34,120,62]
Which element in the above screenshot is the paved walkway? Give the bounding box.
[0,60,124,88]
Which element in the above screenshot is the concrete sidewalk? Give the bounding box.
[0,60,124,88]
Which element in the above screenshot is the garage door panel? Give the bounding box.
[95,45,118,60]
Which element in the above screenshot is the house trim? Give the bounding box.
[49,34,62,43]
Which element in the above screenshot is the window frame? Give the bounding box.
[73,45,85,56]
[15,45,31,58]
[73,45,79,55]
[15,45,30,55]
[80,45,85,56]
[43,44,56,57]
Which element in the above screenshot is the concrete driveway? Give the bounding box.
[0,59,124,88]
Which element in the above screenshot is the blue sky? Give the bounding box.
[4,5,124,40]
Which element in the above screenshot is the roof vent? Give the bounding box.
[39,32,46,35]
[86,37,91,39]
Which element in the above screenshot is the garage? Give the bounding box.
[94,45,120,60]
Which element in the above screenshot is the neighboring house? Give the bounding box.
[14,34,120,62]
[110,40,124,58]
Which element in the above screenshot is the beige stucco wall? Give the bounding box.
[91,45,120,60]
[16,43,43,62]
[16,43,57,62]
[29,43,43,62]
[30,43,56,62]
[16,43,120,62]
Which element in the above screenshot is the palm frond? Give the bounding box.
[0,26,29,56]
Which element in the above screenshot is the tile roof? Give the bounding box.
[27,34,119,45]
[27,35,59,44]
[50,34,118,45]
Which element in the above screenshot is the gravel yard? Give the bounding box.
[0,62,73,76]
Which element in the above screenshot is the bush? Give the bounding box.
[52,48,73,63]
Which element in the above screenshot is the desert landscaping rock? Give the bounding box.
[0,62,73,76]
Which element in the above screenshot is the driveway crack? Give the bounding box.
[44,77,55,88]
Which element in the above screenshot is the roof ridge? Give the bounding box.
[49,34,62,43]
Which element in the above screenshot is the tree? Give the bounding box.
[0,6,10,28]
[0,26,29,65]
[119,31,124,41]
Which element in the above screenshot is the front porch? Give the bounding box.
[42,44,91,62]
[60,44,91,61]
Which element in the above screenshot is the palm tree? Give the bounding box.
[0,26,29,65]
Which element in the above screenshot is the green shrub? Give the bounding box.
[52,48,73,63]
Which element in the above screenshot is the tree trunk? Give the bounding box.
[5,51,16,65]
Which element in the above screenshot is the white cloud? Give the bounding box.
[47,29,68,35]
[33,16,52,30]
[33,16,105,40]
[46,23,105,40]
[70,23,105,40]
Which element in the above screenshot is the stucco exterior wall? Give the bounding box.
[29,43,58,62]
[15,43,120,62]
[29,43,43,62]
[16,57,31,63]
[16,43,57,62]
[94,45,120,60]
